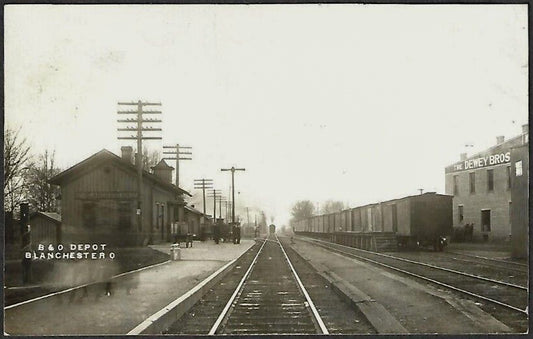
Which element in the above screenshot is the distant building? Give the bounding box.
[445,125,528,242]
[183,205,204,237]
[29,212,62,249]
[50,147,192,246]
[510,142,528,258]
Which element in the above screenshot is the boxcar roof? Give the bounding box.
[49,149,192,197]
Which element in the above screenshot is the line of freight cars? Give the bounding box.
[293,192,453,251]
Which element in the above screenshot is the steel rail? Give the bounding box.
[276,235,329,335]
[449,256,528,274]
[446,250,528,269]
[299,237,528,316]
[307,237,527,290]
[208,239,267,335]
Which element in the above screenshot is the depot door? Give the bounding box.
[481,209,491,232]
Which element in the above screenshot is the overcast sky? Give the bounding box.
[5,5,528,226]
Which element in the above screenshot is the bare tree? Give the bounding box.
[142,146,161,172]
[26,150,61,212]
[321,200,345,214]
[290,200,315,222]
[4,128,31,213]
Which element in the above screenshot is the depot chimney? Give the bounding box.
[496,136,505,144]
[121,146,133,164]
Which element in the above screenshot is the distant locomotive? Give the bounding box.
[269,224,276,235]
[293,192,452,251]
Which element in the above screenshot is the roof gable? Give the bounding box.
[49,149,191,196]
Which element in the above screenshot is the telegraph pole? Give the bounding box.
[194,179,213,217]
[246,207,250,228]
[117,100,162,234]
[163,144,192,187]
[221,166,245,224]
[217,196,227,222]
[207,189,222,222]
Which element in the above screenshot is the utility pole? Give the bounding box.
[246,207,250,228]
[207,189,222,223]
[418,188,424,195]
[221,166,245,224]
[193,178,213,218]
[117,100,162,234]
[217,196,227,222]
[163,144,192,187]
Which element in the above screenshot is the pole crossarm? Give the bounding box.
[118,101,161,106]
[117,128,162,131]
[118,110,161,114]
[163,143,193,187]
[193,178,213,217]
[220,166,246,224]
[117,119,162,123]
[116,99,163,235]
[118,136,163,140]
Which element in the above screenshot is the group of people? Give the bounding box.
[65,256,138,302]
[213,222,241,244]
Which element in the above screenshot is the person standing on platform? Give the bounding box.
[213,223,220,244]
[233,223,241,244]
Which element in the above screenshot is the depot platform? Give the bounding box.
[4,239,255,335]
[289,237,511,334]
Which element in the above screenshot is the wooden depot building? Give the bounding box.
[49,146,192,246]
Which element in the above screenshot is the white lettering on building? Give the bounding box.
[463,151,510,171]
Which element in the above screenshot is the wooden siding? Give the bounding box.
[59,160,180,246]
[30,215,60,249]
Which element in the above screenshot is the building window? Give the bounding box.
[487,169,494,192]
[458,205,464,223]
[469,172,475,194]
[507,166,512,190]
[516,161,523,176]
[82,202,96,228]
[481,209,491,232]
[453,175,459,195]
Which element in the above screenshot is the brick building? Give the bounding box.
[510,143,529,258]
[444,125,528,242]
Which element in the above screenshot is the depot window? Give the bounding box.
[453,175,459,195]
[507,166,512,190]
[458,205,464,223]
[469,172,476,194]
[487,169,494,192]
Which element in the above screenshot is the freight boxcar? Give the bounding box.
[293,192,453,251]
[390,193,452,250]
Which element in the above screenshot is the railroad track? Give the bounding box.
[385,251,528,288]
[298,236,528,316]
[445,250,528,272]
[209,235,329,335]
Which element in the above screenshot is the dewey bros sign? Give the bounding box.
[447,151,510,173]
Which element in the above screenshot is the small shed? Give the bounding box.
[29,212,62,248]
[183,205,204,237]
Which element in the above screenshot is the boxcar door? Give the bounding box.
[392,204,398,233]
